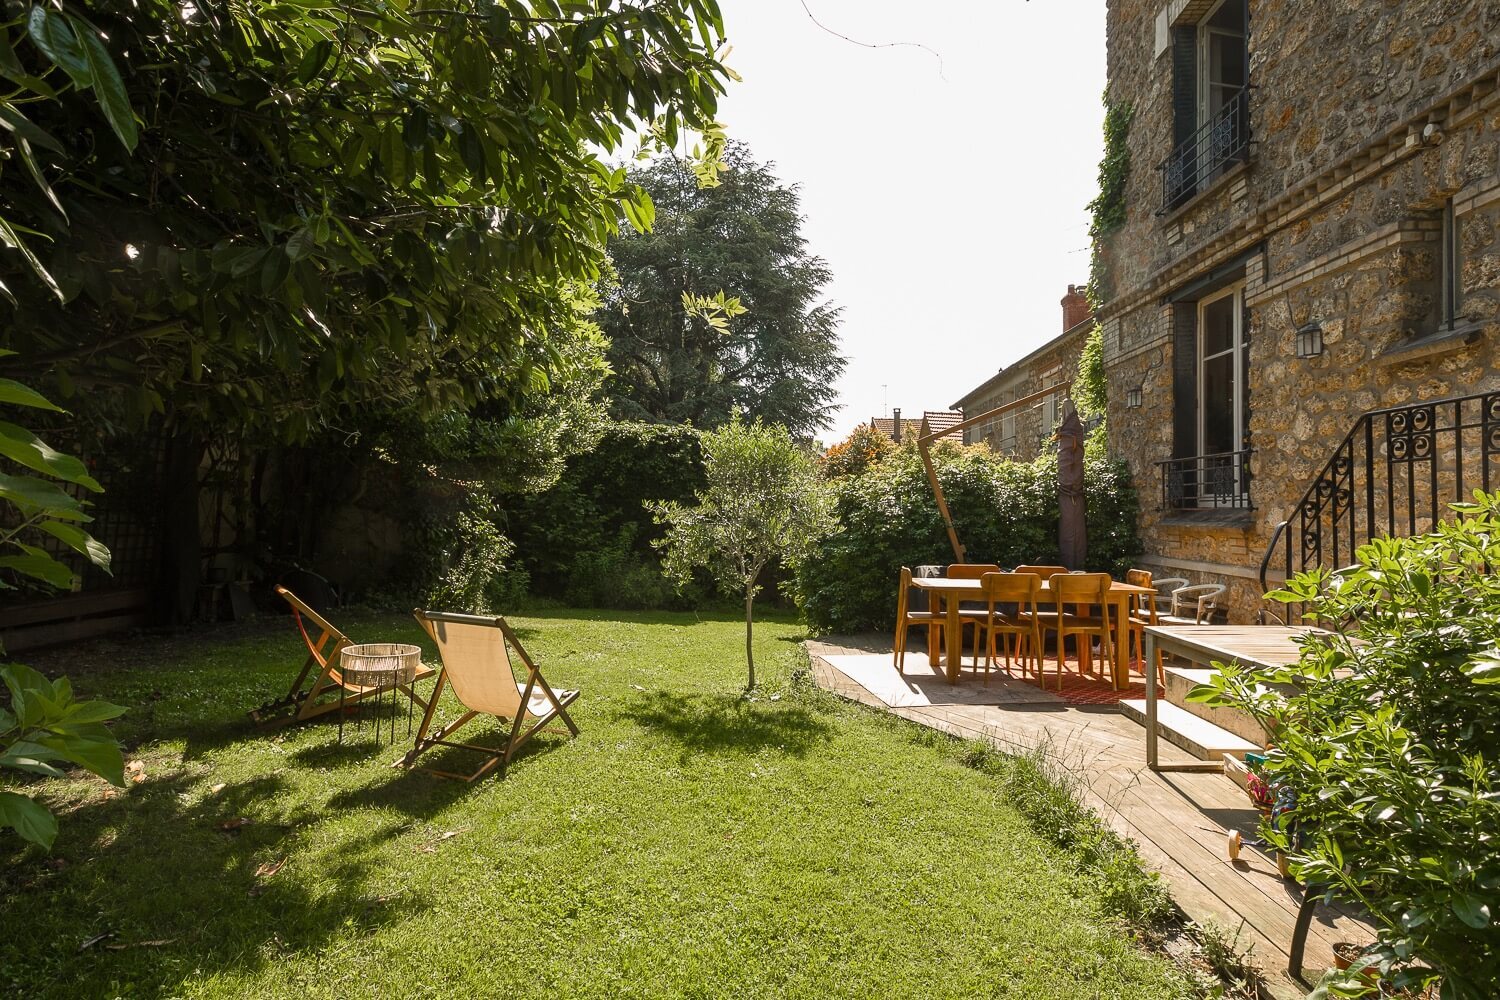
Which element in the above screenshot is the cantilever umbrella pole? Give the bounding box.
[917,381,1072,564]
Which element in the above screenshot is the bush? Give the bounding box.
[505,422,705,600]
[1192,492,1500,999]
[403,492,529,613]
[561,526,707,610]
[793,443,1141,633]
[820,423,896,480]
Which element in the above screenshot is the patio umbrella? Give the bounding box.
[1058,407,1086,570]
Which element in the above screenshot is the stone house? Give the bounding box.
[952,285,1094,460]
[1096,0,1500,622]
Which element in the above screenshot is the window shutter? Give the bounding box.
[1172,302,1197,459]
[1171,25,1197,149]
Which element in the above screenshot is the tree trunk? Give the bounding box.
[744,589,756,692]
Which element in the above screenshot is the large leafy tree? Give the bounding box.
[0,1,732,440]
[601,143,844,436]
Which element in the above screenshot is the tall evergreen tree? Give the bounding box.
[601,144,845,436]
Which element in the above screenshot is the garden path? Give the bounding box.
[807,635,1376,1000]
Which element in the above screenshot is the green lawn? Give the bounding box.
[2,609,1193,998]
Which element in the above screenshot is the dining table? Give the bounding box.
[910,575,1156,686]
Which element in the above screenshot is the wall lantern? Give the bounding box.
[1125,385,1144,409]
[1295,321,1325,359]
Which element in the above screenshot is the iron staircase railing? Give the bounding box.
[1258,391,1500,623]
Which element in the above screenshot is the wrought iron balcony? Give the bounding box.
[1158,88,1250,213]
[1158,449,1253,511]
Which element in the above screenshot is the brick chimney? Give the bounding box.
[891,407,902,444]
[1061,284,1092,332]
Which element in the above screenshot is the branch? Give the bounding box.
[797,1,946,81]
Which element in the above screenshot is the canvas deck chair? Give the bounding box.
[400,610,580,782]
[249,585,435,729]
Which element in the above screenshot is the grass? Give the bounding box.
[2,608,1196,999]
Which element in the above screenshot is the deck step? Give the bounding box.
[1162,665,1269,745]
[1119,698,1260,762]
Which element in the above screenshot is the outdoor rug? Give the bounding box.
[819,653,1064,709]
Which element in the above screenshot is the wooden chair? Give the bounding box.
[947,563,1001,661]
[1023,572,1117,690]
[1014,564,1068,581]
[972,572,1044,683]
[894,566,946,673]
[1124,568,1166,686]
[250,585,435,729]
[401,610,580,782]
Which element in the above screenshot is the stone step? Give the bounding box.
[1163,665,1269,746]
[1120,698,1260,762]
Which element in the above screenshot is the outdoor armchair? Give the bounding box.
[401,610,580,781]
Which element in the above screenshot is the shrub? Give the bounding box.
[2,664,126,851]
[404,492,528,613]
[793,443,1141,633]
[820,423,896,480]
[505,422,705,599]
[1192,492,1500,999]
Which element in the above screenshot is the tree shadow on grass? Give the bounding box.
[0,770,425,999]
[616,690,833,758]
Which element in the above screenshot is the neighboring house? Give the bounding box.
[951,285,1094,460]
[919,410,964,443]
[1096,0,1500,621]
[868,408,922,444]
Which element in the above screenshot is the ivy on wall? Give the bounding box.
[1076,95,1134,434]
[1085,96,1135,308]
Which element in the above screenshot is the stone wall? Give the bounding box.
[1098,0,1500,622]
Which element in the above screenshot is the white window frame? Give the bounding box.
[1195,281,1246,503]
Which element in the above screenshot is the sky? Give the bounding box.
[711,0,1108,442]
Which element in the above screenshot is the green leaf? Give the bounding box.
[0,421,100,490]
[1452,895,1491,929]
[1461,649,1500,685]
[35,519,110,572]
[32,731,125,786]
[0,549,77,589]
[0,104,64,154]
[0,216,63,301]
[26,8,89,87]
[57,698,127,726]
[0,378,63,412]
[0,790,58,850]
[0,470,88,517]
[73,17,138,152]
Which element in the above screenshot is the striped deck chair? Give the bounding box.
[400,610,580,781]
[249,585,435,729]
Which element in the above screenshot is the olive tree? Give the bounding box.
[653,421,832,690]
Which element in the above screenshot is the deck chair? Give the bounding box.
[401,610,580,781]
[250,585,435,729]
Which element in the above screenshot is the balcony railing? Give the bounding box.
[1158,449,1253,511]
[1158,88,1250,213]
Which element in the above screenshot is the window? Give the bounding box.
[1000,392,1017,451]
[1161,0,1249,211]
[1041,368,1065,435]
[1440,197,1463,329]
[1160,280,1252,511]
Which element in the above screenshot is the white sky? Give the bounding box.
[713,0,1107,441]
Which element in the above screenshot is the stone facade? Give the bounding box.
[1099,0,1500,622]
[952,286,1093,461]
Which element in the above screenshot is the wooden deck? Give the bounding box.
[807,635,1373,1000]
